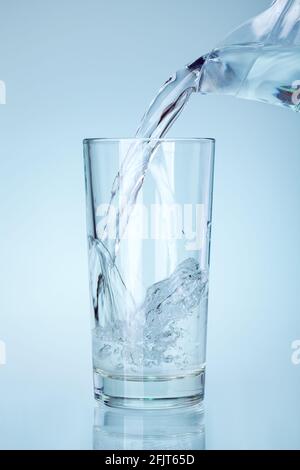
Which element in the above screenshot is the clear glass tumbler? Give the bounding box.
[83,138,215,408]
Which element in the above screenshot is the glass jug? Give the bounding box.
[189,0,300,111]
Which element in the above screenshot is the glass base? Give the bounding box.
[93,368,205,409]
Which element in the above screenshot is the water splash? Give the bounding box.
[92,258,208,374]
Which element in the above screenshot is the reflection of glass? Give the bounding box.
[84,139,215,407]
[93,404,205,450]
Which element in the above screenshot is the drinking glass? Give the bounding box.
[93,404,205,450]
[83,138,215,408]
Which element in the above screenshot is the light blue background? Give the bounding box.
[0,0,299,449]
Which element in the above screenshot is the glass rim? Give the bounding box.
[83,137,215,144]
